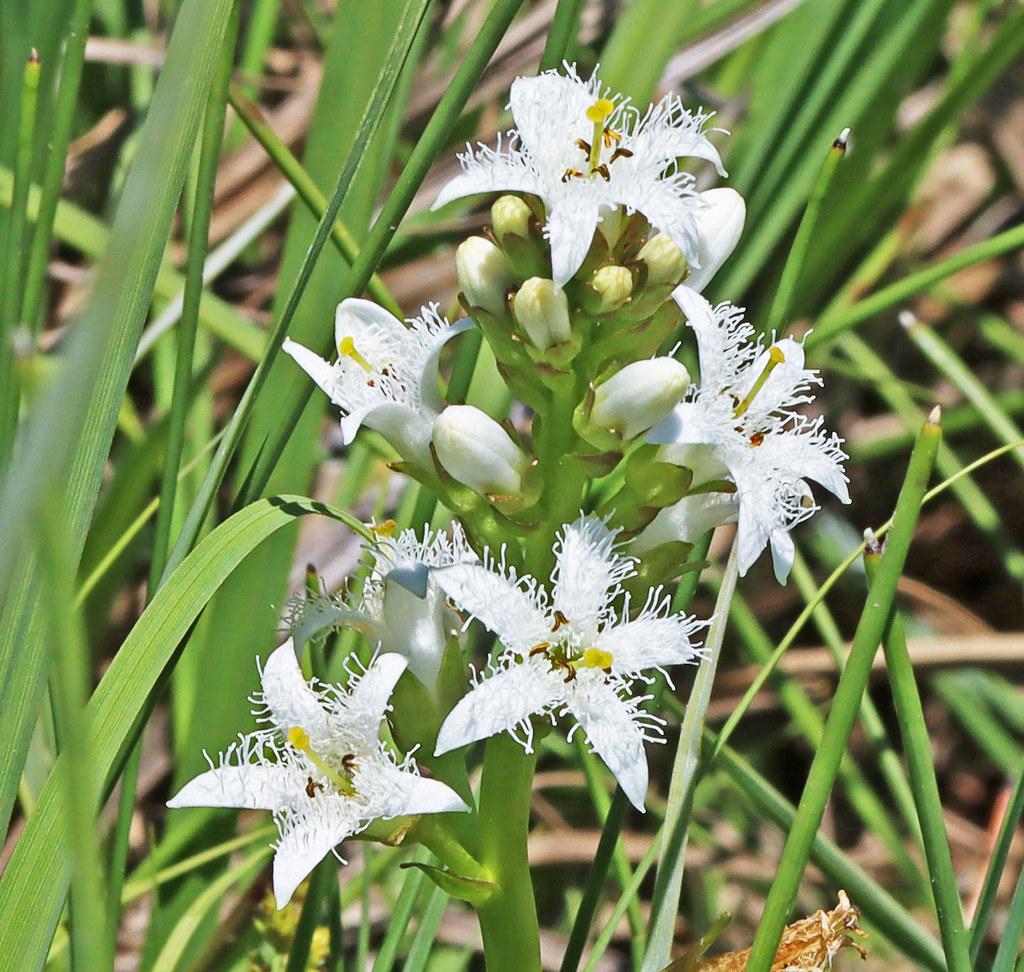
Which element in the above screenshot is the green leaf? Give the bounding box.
[400,862,497,906]
[0,496,369,970]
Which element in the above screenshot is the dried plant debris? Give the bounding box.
[677,892,866,971]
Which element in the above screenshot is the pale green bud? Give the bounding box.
[686,188,745,293]
[589,265,634,313]
[637,233,687,287]
[512,277,571,349]
[491,195,533,244]
[590,358,690,439]
[456,236,513,317]
[433,405,529,496]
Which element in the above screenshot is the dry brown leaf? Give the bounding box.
[688,892,866,971]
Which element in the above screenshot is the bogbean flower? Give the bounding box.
[167,643,467,908]
[432,405,531,497]
[292,524,478,692]
[432,515,703,810]
[433,63,729,289]
[639,287,850,582]
[283,299,471,467]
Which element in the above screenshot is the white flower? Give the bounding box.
[283,299,471,466]
[644,287,850,582]
[292,524,478,691]
[432,515,703,810]
[433,63,728,289]
[167,642,468,907]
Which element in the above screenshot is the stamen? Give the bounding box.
[733,346,786,419]
[586,98,616,174]
[551,610,570,632]
[288,725,356,796]
[338,335,374,373]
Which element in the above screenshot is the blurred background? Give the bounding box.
[1,0,1023,969]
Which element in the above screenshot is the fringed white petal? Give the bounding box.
[597,600,703,674]
[372,765,470,819]
[273,798,360,908]
[260,641,332,746]
[167,762,293,813]
[545,195,604,290]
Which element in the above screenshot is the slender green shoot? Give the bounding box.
[993,861,1024,972]
[746,407,941,971]
[864,534,971,972]
[539,0,586,70]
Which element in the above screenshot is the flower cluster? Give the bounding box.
[168,62,849,911]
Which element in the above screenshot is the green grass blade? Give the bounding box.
[993,861,1024,972]
[284,857,335,972]
[642,544,738,972]
[539,0,587,71]
[0,496,370,970]
[0,0,237,845]
[401,884,448,972]
[20,0,94,333]
[747,408,941,971]
[969,763,1024,961]
[864,538,971,971]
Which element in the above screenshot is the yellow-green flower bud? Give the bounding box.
[491,194,533,244]
[512,277,571,349]
[590,358,689,439]
[589,264,634,313]
[637,233,687,288]
[433,405,529,496]
[456,236,513,317]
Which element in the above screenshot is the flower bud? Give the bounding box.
[589,264,634,313]
[456,236,513,317]
[637,233,686,288]
[491,195,533,245]
[686,188,745,293]
[512,277,571,349]
[590,358,689,439]
[433,405,529,496]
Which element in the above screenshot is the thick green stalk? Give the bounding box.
[746,408,941,971]
[863,540,971,972]
[641,544,739,972]
[21,0,94,332]
[476,732,541,972]
[539,0,586,70]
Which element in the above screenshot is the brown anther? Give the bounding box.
[609,147,633,163]
[602,666,612,675]
[529,642,551,657]
[305,777,325,798]
[341,753,357,773]
[596,164,611,181]
[561,168,583,183]
[551,610,570,632]
[750,432,764,447]
[575,138,591,155]
[602,127,622,147]
[562,664,577,684]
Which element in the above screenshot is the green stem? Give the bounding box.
[539,0,586,70]
[745,409,941,971]
[476,733,541,972]
[642,543,738,972]
[864,543,972,972]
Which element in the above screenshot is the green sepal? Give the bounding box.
[400,862,497,906]
[626,542,704,593]
[357,816,414,847]
[500,231,550,280]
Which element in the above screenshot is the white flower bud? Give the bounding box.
[433,405,529,495]
[491,195,533,244]
[512,277,571,349]
[637,233,686,287]
[456,236,513,317]
[590,358,690,439]
[589,265,634,312]
[686,188,745,293]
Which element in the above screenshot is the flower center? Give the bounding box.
[561,98,633,183]
[527,640,614,683]
[287,725,357,796]
[733,345,786,420]
[338,335,374,373]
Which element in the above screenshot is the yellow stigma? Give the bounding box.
[288,726,311,751]
[733,345,786,419]
[586,98,615,123]
[338,335,373,372]
[372,519,397,537]
[288,726,356,796]
[580,647,614,670]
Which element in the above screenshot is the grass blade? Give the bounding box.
[993,861,1024,972]
[539,0,587,71]
[864,535,971,971]
[746,408,942,971]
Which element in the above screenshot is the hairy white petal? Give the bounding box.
[552,514,635,642]
[373,765,470,818]
[545,196,604,290]
[434,656,564,756]
[597,599,704,674]
[260,641,332,746]
[167,762,293,812]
